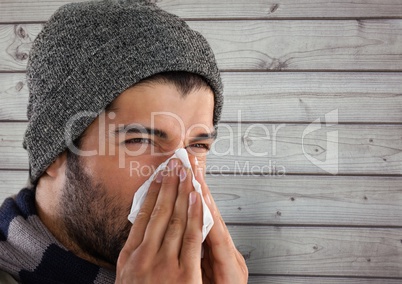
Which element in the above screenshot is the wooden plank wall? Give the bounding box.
[1,0,402,282]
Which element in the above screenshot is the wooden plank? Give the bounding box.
[209,123,402,175]
[248,276,402,284]
[2,171,402,227]
[1,122,402,175]
[0,170,28,202]
[2,20,402,71]
[0,73,28,121]
[207,175,402,227]
[0,24,43,71]
[221,72,402,123]
[1,0,402,22]
[229,226,402,277]
[188,20,402,71]
[0,123,27,170]
[2,72,402,123]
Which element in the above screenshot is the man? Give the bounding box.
[0,0,248,283]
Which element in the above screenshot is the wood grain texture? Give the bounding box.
[188,20,402,71]
[0,170,28,201]
[221,72,402,123]
[0,122,27,170]
[207,175,402,226]
[1,122,401,175]
[2,72,402,123]
[2,20,402,71]
[229,226,402,277]
[1,0,402,22]
[0,73,28,120]
[2,171,402,227]
[0,24,42,71]
[210,123,402,175]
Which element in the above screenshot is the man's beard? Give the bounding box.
[59,150,132,265]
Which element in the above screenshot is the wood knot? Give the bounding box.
[270,4,279,13]
[17,26,27,38]
[15,81,24,92]
[270,58,288,70]
[7,25,33,63]
[236,245,256,261]
[16,52,28,61]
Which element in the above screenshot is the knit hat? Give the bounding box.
[23,0,223,184]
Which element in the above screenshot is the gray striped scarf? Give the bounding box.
[0,187,115,283]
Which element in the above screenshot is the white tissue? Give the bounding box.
[128,148,214,242]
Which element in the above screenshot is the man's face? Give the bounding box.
[59,82,215,265]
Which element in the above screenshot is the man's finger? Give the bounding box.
[122,175,162,253]
[180,191,203,268]
[160,167,193,258]
[142,159,181,251]
[196,171,239,265]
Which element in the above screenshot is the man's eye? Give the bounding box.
[125,138,153,145]
[188,143,210,151]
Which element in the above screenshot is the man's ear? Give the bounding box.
[45,151,67,179]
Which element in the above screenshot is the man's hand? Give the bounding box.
[115,156,248,284]
[115,159,203,283]
[194,159,249,284]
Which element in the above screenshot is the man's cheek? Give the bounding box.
[126,156,167,180]
[111,139,153,168]
[128,160,154,180]
[195,158,207,177]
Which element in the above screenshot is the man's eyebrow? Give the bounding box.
[191,130,218,142]
[114,125,168,139]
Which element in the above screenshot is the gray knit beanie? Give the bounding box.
[23,0,223,184]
